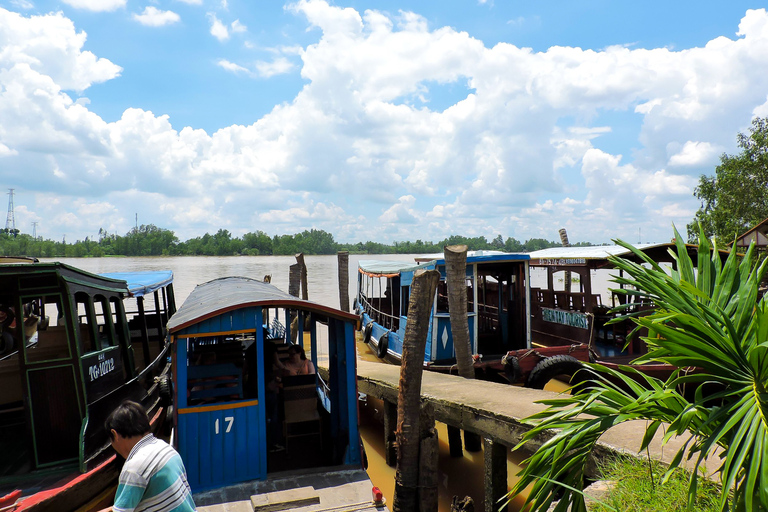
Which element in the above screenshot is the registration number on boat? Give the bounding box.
[88,357,116,382]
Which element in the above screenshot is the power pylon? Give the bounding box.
[32,221,38,240]
[5,189,15,232]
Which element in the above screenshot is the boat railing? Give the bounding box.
[358,295,400,332]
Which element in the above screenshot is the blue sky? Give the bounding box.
[1,0,767,245]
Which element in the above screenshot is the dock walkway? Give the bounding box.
[356,359,700,472]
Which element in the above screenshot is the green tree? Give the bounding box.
[688,117,768,242]
[508,226,768,512]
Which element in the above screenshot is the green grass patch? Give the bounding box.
[590,456,723,512]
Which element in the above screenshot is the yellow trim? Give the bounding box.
[176,329,255,339]
[178,400,259,414]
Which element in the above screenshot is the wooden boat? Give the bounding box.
[167,277,375,504]
[0,264,176,511]
[355,251,540,384]
[526,243,731,384]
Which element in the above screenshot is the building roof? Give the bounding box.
[732,217,768,248]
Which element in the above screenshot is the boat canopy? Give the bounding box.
[358,260,425,278]
[168,276,358,334]
[413,250,530,264]
[101,270,174,297]
[527,244,664,262]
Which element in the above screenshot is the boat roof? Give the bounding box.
[413,249,529,264]
[527,243,664,262]
[358,260,425,277]
[360,251,530,278]
[168,276,358,334]
[100,270,174,297]
[0,256,38,264]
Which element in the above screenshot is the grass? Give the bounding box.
[589,455,723,512]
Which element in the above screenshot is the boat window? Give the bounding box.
[75,292,98,354]
[21,295,72,363]
[401,286,410,317]
[436,277,474,314]
[186,335,246,406]
[93,295,116,348]
[110,297,128,347]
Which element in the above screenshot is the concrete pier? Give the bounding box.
[356,359,712,507]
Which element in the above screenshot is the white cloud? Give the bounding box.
[208,13,229,41]
[10,0,34,9]
[133,7,180,27]
[61,0,126,12]
[255,57,294,78]
[3,4,768,243]
[176,0,202,4]
[231,19,247,33]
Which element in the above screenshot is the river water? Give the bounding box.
[43,254,616,511]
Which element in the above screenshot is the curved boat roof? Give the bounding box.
[527,243,663,261]
[358,260,425,277]
[100,270,173,297]
[168,276,358,334]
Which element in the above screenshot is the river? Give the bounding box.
[43,254,614,511]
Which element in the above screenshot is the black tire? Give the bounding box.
[158,374,172,406]
[502,355,521,384]
[363,322,373,345]
[525,355,584,389]
[376,332,389,359]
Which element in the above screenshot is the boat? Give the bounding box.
[354,251,566,384]
[0,263,176,511]
[167,276,381,508]
[526,243,731,383]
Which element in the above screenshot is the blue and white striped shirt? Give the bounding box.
[113,434,196,512]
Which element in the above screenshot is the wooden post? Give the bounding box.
[444,245,481,452]
[448,425,463,458]
[559,228,571,293]
[338,251,350,312]
[483,438,508,512]
[394,268,440,512]
[384,399,397,467]
[295,253,309,300]
[419,403,438,512]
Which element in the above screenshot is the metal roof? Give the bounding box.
[358,260,425,277]
[413,249,529,264]
[168,276,358,334]
[100,270,173,297]
[527,243,665,261]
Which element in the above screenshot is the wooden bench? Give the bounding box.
[187,363,243,403]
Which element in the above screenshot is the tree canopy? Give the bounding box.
[688,117,768,242]
[0,225,583,258]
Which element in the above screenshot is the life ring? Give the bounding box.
[376,332,389,359]
[501,354,521,384]
[363,322,373,345]
[525,355,584,389]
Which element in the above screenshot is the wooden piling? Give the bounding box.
[295,253,309,300]
[419,403,438,512]
[447,425,463,458]
[384,400,397,467]
[444,244,481,453]
[337,251,349,312]
[483,438,508,512]
[394,268,440,512]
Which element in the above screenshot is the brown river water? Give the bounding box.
[45,254,586,511]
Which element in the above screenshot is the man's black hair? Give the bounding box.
[105,400,151,439]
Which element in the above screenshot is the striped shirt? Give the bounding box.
[113,434,196,512]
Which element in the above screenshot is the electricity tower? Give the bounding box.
[5,189,17,237]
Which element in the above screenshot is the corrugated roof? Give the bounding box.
[358,260,425,276]
[168,276,358,334]
[527,243,665,261]
[101,270,173,297]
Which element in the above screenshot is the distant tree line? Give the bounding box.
[0,224,591,258]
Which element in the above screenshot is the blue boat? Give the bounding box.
[355,251,532,383]
[167,276,365,495]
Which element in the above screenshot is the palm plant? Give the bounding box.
[507,226,768,512]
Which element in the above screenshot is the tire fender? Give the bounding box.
[501,354,521,384]
[376,332,389,359]
[363,322,373,345]
[525,354,584,389]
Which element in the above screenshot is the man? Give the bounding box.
[105,401,196,512]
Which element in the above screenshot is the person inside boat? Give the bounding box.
[103,401,196,512]
[0,306,16,355]
[282,345,315,376]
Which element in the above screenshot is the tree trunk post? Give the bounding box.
[558,228,571,292]
[295,252,309,300]
[444,245,481,452]
[337,251,350,312]
[394,268,440,512]
[418,403,438,512]
[483,437,508,512]
[383,399,398,467]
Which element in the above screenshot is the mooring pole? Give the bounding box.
[295,252,309,300]
[384,399,397,467]
[444,244,481,453]
[337,251,350,312]
[394,268,440,512]
[419,402,438,512]
[483,438,508,512]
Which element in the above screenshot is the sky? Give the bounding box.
[1,0,767,246]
